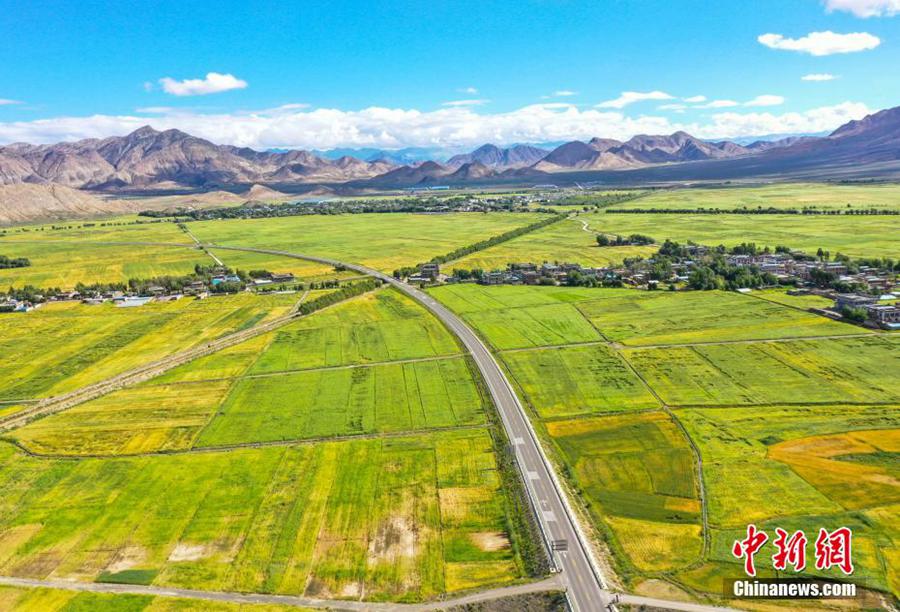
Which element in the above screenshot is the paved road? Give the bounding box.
[208,245,611,612]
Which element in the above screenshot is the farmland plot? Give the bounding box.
[0,429,524,601]
[575,289,862,346]
[626,335,899,406]
[502,344,659,418]
[545,413,702,573]
[0,293,297,401]
[196,357,488,445]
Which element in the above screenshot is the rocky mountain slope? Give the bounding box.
[446,144,548,169]
[0,126,393,189]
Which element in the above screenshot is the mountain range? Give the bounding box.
[1,105,899,192]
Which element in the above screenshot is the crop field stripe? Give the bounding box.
[7,416,492,461]
[141,354,464,387]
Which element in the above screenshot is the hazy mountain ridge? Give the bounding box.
[2,105,899,191]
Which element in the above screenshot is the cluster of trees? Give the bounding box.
[687,265,778,291]
[564,270,623,288]
[0,255,31,269]
[596,233,655,246]
[555,190,647,210]
[296,279,379,315]
[3,284,61,302]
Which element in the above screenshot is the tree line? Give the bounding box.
[0,255,30,269]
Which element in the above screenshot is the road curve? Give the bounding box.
[207,244,610,612]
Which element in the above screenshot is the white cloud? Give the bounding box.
[758,31,880,55]
[459,86,478,94]
[0,99,22,106]
[596,90,674,109]
[135,106,175,114]
[0,102,871,149]
[441,99,489,107]
[158,72,248,96]
[744,94,785,107]
[696,99,740,109]
[684,95,707,103]
[658,103,688,111]
[824,0,900,17]
[703,102,870,138]
[553,90,578,97]
[802,73,838,81]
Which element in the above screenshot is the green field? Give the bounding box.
[208,248,349,282]
[612,183,900,211]
[546,413,702,573]
[502,345,660,418]
[448,217,654,271]
[588,211,899,259]
[9,289,475,455]
[626,335,899,406]
[188,212,549,271]
[0,293,298,401]
[430,284,862,351]
[196,357,488,446]
[429,283,900,598]
[247,289,463,373]
[0,241,212,289]
[0,429,524,601]
[0,218,190,243]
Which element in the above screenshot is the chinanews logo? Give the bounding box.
[727,525,858,599]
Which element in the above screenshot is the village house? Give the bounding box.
[865,303,900,329]
[833,293,877,311]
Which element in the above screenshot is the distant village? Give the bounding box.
[0,266,308,313]
[403,241,900,330]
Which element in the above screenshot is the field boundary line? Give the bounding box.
[3,424,491,461]
[495,330,883,355]
[669,400,900,410]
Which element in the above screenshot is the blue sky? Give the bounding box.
[1,0,898,149]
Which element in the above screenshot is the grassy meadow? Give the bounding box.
[428,283,900,599]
